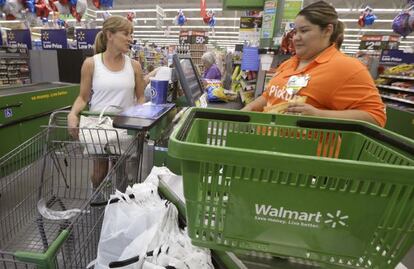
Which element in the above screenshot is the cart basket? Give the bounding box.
[168,108,414,269]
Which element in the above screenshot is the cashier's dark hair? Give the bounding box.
[94,15,133,54]
[297,0,345,49]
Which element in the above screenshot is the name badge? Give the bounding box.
[286,74,310,95]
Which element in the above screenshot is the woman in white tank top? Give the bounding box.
[67,16,146,190]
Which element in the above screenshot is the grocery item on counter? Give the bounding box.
[264,95,307,114]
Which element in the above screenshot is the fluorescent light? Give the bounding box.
[343,39,360,43]
[345,28,393,32]
[0,20,24,24]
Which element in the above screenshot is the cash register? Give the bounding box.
[173,54,243,110]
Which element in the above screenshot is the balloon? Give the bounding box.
[48,0,57,11]
[176,10,186,26]
[56,18,65,27]
[100,0,112,8]
[358,6,377,28]
[2,0,24,19]
[208,15,216,27]
[364,13,377,26]
[70,4,81,21]
[102,10,111,20]
[25,0,36,13]
[54,1,69,14]
[58,0,68,4]
[35,0,51,18]
[69,0,76,6]
[393,11,412,37]
[0,0,5,6]
[92,0,99,8]
[126,11,135,22]
[76,0,86,16]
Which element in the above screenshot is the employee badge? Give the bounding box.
[286,74,310,95]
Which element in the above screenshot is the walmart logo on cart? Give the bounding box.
[254,204,349,229]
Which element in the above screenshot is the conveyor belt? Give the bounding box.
[0,82,75,97]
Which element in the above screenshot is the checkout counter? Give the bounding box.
[0,82,79,157]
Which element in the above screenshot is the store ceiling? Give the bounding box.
[0,0,413,51]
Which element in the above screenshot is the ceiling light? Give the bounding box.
[345,28,393,32]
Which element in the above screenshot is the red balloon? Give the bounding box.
[6,14,17,20]
[35,0,51,18]
[58,0,68,4]
[70,5,81,21]
[93,0,100,8]
[48,0,58,11]
[358,14,365,27]
[202,15,210,24]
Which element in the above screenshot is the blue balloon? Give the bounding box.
[208,16,216,27]
[100,0,113,8]
[70,0,77,6]
[0,0,6,6]
[57,19,66,27]
[42,17,49,24]
[26,0,36,13]
[177,14,186,26]
[364,14,377,26]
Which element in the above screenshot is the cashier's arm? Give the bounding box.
[132,59,145,104]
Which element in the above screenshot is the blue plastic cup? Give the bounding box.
[150,80,169,104]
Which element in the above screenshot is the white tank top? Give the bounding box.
[89,54,135,112]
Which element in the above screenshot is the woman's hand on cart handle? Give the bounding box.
[67,112,80,140]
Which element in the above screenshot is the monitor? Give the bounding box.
[173,54,204,106]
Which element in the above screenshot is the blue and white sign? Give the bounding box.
[41,29,68,50]
[76,29,99,49]
[4,108,13,118]
[380,50,414,64]
[7,29,32,49]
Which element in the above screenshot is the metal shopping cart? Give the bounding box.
[168,107,414,269]
[0,111,140,269]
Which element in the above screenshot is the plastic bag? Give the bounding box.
[79,105,134,155]
[37,198,88,220]
[94,182,168,269]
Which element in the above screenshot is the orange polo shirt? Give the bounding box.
[263,45,386,127]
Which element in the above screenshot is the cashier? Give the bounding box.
[242,0,386,127]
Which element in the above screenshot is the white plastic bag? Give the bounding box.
[79,105,134,155]
[94,182,167,269]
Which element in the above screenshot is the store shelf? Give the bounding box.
[377,84,414,94]
[380,75,414,81]
[380,94,414,105]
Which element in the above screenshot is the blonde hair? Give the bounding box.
[94,15,133,54]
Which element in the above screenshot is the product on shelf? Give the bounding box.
[376,63,414,112]
[0,47,31,87]
[383,64,414,76]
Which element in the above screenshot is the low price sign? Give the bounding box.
[41,29,68,50]
[359,35,400,50]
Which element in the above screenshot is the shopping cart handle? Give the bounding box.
[108,250,181,268]
[296,120,414,156]
[109,255,140,268]
[90,193,136,207]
